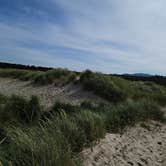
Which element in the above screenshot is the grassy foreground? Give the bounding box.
[0,94,165,166]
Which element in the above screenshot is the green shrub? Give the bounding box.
[33,69,76,85]
[0,68,77,86]
[26,96,41,123]
[55,113,87,152]
[52,102,78,113]
[2,95,41,124]
[104,100,165,132]
[0,69,39,81]
[80,71,126,102]
[2,125,78,166]
[0,94,7,104]
[33,73,53,85]
[75,111,106,144]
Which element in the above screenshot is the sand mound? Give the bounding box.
[82,121,166,166]
[0,77,105,108]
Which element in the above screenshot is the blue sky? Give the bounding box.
[0,0,166,74]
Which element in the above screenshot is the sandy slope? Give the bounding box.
[0,77,105,108]
[82,121,166,166]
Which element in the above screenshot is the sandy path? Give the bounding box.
[0,78,104,108]
[82,122,166,166]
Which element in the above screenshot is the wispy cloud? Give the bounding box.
[0,0,166,74]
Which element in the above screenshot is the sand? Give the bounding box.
[82,121,166,166]
[0,77,105,108]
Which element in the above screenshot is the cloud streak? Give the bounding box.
[0,0,166,74]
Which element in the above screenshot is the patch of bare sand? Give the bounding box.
[82,121,166,166]
[0,77,105,108]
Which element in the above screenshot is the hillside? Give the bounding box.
[0,66,166,166]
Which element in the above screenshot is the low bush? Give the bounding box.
[55,113,87,152]
[0,69,39,81]
[80,70,166,105]
[33,69,77,85]
[1,125,78,166]
[75,111,106,144]
[80,70,126,102]
[1,95,41,124]
[0,68,77,86]
[0,94,7,104]
[53,102,78,113]
[104,100,165,132]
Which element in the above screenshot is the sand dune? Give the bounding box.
[82,121,166,166]
[0,77,105,108]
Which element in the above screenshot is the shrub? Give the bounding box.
[0,68,77,86]
[0,69,39,81]
[55,113,87,152]
[33,73,53,85]
[33,69,77,85]
[104,100,165,132]
[75,111,106,144]
[2,95,41,124]
[52,102,78,113]
[0,94,7,104]
[2,125,78,166]
[26,96,41,123]
[80,71,126,102]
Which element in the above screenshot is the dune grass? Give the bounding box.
[0,68,77,86]
[1,93,165,165]
[1,68,166,105]
[80,70,166,105]
[0,69,166,165]
[0,68,42,81]
[0,92,165,165]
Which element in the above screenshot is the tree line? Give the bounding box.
[0,62,52,71]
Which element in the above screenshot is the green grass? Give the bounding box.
[0,68,42,81]
[80,70,166,104]
[0,68,77,86]
[80,70,126,103]
[0,95,165,165]
[33,68,77,85]
[0,95,41,125]
[1,68,166,105]
[0,69,166,165]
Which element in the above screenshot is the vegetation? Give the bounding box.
[0,68,77,85]
[117,74,166,87]
[0,95,41,125]
[80,70,166,105]
[0,62,52,71]
[33,68,77,85]
[0,93,165,165]
[80,70,126,102]
[0,66,166,165]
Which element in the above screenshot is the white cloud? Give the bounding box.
[0,0,166,74]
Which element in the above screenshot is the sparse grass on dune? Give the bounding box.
[0,68,42,81]
[80,70,166,105]
[33,68,77,85]
[1,68,166,105]
[0,68,77,86]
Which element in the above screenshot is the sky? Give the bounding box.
[0,0,166,75]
